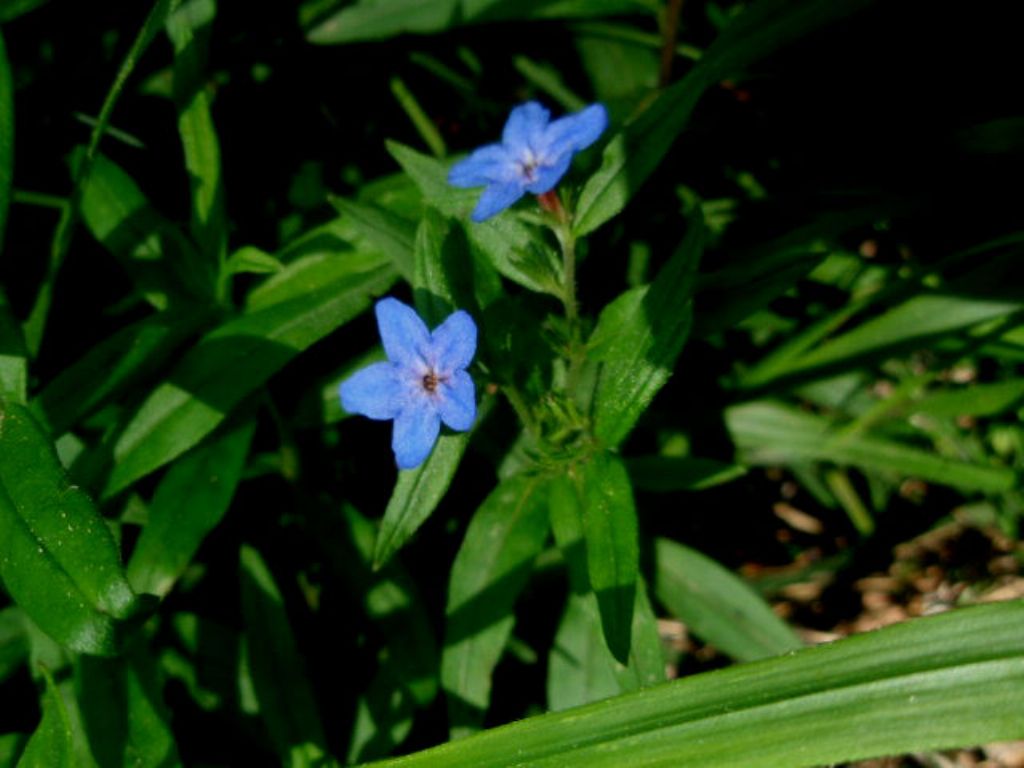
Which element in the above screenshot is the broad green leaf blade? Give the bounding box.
[79,152,211,308]
[590,213,703,447]
[578,453,638,665]
[305,0,647,44]
[247,243,392,311]
[373,432,468,569]
[16,666,74,768]
[105,262,395,496]
[0,28,12,252]
[127,417,254,597]
[0,287,27,404]
[360,602,1024,768]
[167,0,227,277]
[726,400,1016,493]
[549,472,664,696]
[31,305,212,436]
[0,606,27,683]
[0,403,137,656]
[626,456,746,492]
[239,546,327,768]
[331,197,416,279]
[547,582,665,713]
[547,594,621,712]
[573,0,877,236]
[654,538,801,662]
[387,141,562,297]
[442,473,550,738]
[76,649,179,768]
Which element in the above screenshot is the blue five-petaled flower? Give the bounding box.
[448,101,608,222]
[340,298,477,470]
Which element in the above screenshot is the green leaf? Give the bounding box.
[573,0,877,236]
[330,196,416,280]
[16,666,74,768]
[0,287,27,405]
[305,0,648,44]
[0,28,12,252]
[727,400,1016,493]
[590,213,703,447]
[764,293,1024,385]
[626,456,746,492]
[31,305,212,436]
[79,152,212,308]
[0,607,27,683]
[547,583,665,713]
[0,402,137,656]
[413,208,501,326]
[549,472,663,698]
[910,379,1024,419]
[247,244,392,311]
[546,594,620,712]
[127,417,254,597]
[239,546,327,768]
[360,601,1024,768]
[373,431,468,569]
[75,648,179,768]
[442,473,551,738]
[654,538,801,662]
[167,0,227,275]
[576,453,639,665]
[387,141,562,297]
[104,261,395,496]
[224,246,284,276]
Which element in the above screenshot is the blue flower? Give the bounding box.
[340,298,477,470]
[448,101,608,222]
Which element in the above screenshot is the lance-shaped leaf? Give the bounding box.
[442,473,551,738]
[573,453,639,665]
[167,0,227,271]
[0,402,137,656]
[127,416,255,597]
[16,665,75,768]
[362,601,1024,768]
[589,213,703,448]
[726,400,1016,493]
[105,260,395,496]
[654,538,802,663]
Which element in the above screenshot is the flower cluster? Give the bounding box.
[448,101,608,221]
[339,298,477,470]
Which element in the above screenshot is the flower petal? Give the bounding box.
[437,369,476,432]
[448,144,515,188]
[392,399,441,469]
[376,297,430,369]
[471,181,525,222]
[542,103,608,159]
[339,361,405,420]
[429,310,477,372]
[502,101,550,154]
[525,154,572,195]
